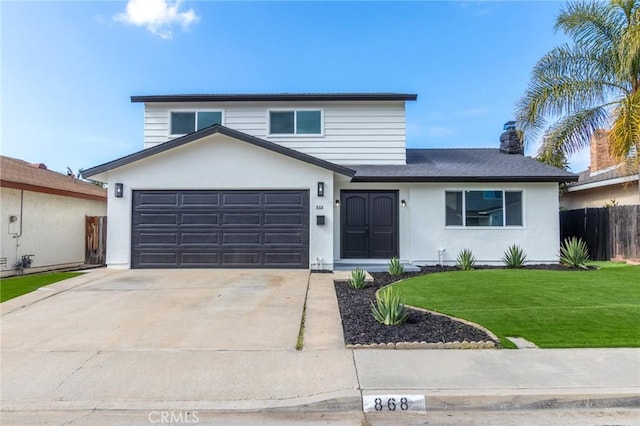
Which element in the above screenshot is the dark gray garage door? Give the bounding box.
[132,190,309,269]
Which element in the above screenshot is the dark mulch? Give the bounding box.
[334,264,593,347]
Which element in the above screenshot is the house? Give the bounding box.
[1,155,107,277]
[82,93,577,270]
[561,130,639,209]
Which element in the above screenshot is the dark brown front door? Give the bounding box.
[341,191,398,259]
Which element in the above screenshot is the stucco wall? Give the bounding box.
[561,181,639,209]
[0,187,107,276]
[333,180,562,265]
[100,133,335,269]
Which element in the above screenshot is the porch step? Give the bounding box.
[333,262,421,273]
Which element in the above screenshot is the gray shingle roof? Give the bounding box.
[567,166,638,188]
[351,149,578,182]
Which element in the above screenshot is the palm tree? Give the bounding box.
[516,0,640,167]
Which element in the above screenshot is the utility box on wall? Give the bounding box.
[316,215,325,225]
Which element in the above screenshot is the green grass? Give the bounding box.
[1,272,83,302]
[393,263,640,348]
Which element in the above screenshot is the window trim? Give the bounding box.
[169,109,224,136]
[267,108,324,137]
[444,189,525,228]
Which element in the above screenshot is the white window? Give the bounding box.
[269,110,322,135]
[170,111,223,135]
[445,190,523,227]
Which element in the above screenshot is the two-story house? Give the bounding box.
[83,93,577,270]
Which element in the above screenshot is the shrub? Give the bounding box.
[456,249,476,270]
[371,286,408,325]
[560,237,590,269]
[501,244,528,268]
[349,268,368,289]
[388,256,405,276]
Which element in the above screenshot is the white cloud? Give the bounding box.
[115,0,199,40]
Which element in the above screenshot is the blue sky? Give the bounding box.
[1,1,587,176]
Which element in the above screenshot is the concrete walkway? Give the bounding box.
[1,269,639,424]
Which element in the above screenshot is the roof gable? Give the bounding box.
[1,155,107,200]
[82,125,356,178]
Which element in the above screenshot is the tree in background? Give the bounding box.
[517,0,639,168]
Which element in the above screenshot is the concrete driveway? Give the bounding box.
[2,269,309,351]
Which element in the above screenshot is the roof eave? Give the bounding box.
[131,93,418,103]
[351,175,579,183]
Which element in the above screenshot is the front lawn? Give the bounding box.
[1,272,83,302]
[393,263,640,348]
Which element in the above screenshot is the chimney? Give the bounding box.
[499,121,524,154]
[590,130,618,173]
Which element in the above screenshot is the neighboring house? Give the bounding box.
[561,130,640,209]
[82,93,577,270]
[0,156,107,277]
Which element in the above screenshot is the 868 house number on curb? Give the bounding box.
[363,395,426,413]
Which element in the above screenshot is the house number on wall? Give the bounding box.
[363,395,426,413]
[316,205,324,210]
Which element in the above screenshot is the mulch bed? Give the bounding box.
[333,264,592,347]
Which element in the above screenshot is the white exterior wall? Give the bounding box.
[98,134,336,270]
[332,180,562,265]
[0,187,107,277]
[142,101,406,165]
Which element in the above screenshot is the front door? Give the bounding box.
[341,191,398,259]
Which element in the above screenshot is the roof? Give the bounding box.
[81,125,356,178]
[566,165,639,191]
[350,149,579,183]
[1,155,107,201]
[131,93,418,103]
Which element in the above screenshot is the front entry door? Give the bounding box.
[341,191,398,259]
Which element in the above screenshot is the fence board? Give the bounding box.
[560,205,639,261]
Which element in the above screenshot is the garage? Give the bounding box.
[132,190,309,269]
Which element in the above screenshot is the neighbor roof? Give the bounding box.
[350,149,579,183]
[567,166,638,187]
[131,93,418,103]
[1,155,107,201]
[82,125,356,178]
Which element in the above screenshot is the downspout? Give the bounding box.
[13,190,24,267]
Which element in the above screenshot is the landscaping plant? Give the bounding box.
[371,286,408,325]
[501,244,528,268]
[388,256,405,276]
[456,249,476,270]
[349,268,368,289]
[560,237,590,269]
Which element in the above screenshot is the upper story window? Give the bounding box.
[269,110,322,135]
[171,111,222,135]
[445,190,523,227]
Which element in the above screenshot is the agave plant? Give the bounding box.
[388,256,405,276]
[560,237,590,269]
[349,268,368,289]
[456,249,476,270]
[501,244,528,268]
[371,286,408,326]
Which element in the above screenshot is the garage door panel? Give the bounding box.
[182,213,219,225]
[132,190,309,269]
[222,213,261,225]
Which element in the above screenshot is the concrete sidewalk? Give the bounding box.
[1,270,638,424]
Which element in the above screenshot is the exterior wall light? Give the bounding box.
[115,183,124,198]
[317,182,325,197]
[401,199,407,207]
[335,199,340,207]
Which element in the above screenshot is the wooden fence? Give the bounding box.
[560,205,639,261]
[86,216,107,265]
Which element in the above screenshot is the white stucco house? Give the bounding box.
[82,93,577,270]
[1,155,107,277]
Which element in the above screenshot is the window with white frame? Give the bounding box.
[269,110,322,135]
[170,111,222,135]
[445,190,523,227]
